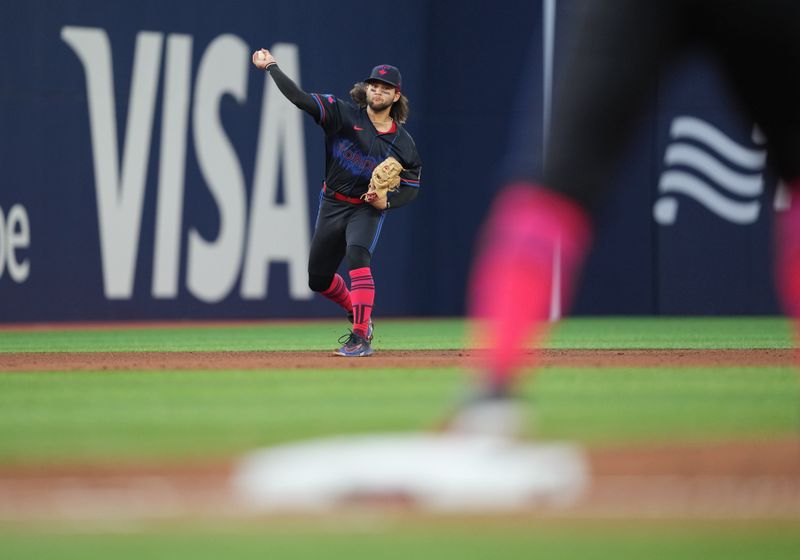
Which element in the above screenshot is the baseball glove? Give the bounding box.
[363,157,404,202]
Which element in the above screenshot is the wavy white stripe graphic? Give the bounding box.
[655,116,766,225]
[654,171,760,225]
[664,143,763,197]
[670,116,766,169]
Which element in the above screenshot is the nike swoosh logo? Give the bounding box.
[353,126,364,131]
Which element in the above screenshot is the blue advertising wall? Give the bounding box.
[0,1,782,322]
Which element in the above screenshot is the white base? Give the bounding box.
[232,433,588,512]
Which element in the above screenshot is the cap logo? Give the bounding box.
[378,68,387,75]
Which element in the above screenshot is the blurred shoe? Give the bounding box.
[347,312,374,341]
[335,330,374,357]
[441,386,527,439]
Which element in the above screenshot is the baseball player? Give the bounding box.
[453,0,800,433]
[252,49,422,356]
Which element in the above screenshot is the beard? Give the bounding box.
[367,97,394,113]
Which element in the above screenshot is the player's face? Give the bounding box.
[366,82,399,112]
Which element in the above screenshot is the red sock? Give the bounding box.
[349,267,375,338]
[775,179,800,353]
[320,274,352,314]
[468,183,592,392]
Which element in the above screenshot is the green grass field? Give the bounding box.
[2,520,800,560]
[1,316,799,559]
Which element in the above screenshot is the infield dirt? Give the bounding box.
[1,348,795,371]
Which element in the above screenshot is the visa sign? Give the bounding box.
[62,27,312,303]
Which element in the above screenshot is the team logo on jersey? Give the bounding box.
[332,139,380,178]
[653,116,766,225]
[353,126,364,131]
[327,96,335,103]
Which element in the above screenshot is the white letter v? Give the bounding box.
[62,26,162,299]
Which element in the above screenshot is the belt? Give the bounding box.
[323,183,364,205]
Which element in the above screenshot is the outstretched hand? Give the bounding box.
[251,48,276,69]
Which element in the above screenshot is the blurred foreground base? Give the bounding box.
[1,438,798,521]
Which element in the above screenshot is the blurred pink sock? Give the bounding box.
[468,183,592,392]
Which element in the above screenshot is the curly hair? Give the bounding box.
[349,82,410,124]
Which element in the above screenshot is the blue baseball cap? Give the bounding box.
[365,64,402,91]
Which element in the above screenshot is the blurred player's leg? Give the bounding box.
[713,1,800,353]
[465,1,682,400]
[774,183,800,393]
[775,182,800,361]
[776,182,800,311]
[447,2,684,437]
[469,184,591,394]
[444,183,592,437]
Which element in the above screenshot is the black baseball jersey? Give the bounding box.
[265,64,423,278]
[266,64,422,208]
[308,93,422,207]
